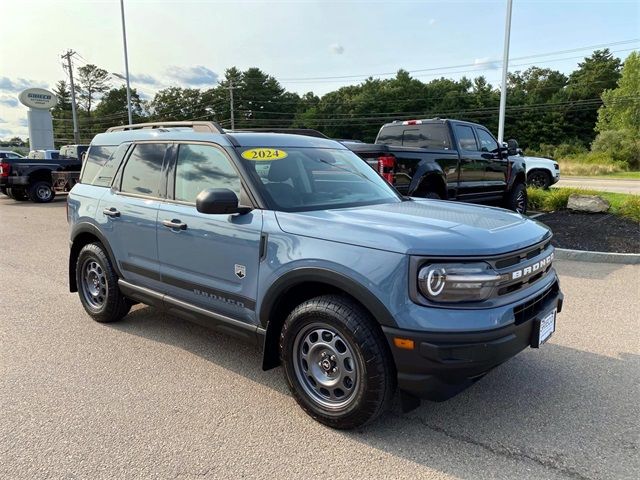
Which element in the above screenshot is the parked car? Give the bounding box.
[343,118,528,213]
[0,145,87,202]
[28,149,60,160]
[520,151,560,189]
[0,150,25,159]
[67,121,563,429]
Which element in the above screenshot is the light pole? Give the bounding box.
[497,0,513,145]
[119,0,133,125]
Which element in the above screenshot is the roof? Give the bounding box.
[91,128,346,150]
[382,118,484,129]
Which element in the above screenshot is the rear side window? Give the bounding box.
[120,143,168,197]
[402,124,451,149]
[174,144,241,203]
[453,125,478,151]
[80,144,124,187]
[376,126,403,145]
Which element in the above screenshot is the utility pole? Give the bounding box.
[497,0,513,144]
[119,0,133,125]
[229,79,235,130]
[61,50,80,144]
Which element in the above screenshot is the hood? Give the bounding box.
[275,200,550,256]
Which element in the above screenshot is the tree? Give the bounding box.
[76,64,111,114]
[564,49,622,145]
[596,51,640,135]
[592,51,640,169]
[51,80,74,147]
[95,86,144,120]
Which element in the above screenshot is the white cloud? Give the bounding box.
[474,57,500,70]
[428,18,436,26]
[165,66,218,86]
[329,43,345,55]
[0,95,20,107]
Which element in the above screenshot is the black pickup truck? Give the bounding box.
[343,118,528,213]
[0,145,88,203]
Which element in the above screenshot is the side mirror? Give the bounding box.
[507,139,519,156]
[196,188,252,215]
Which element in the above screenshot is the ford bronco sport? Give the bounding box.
[67,121,563,429]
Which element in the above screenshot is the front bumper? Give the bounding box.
[382,280,563,401]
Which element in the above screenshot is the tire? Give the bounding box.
[505,182,528,214]
[28,180,55,203]
[76,242,131,323]
[0,187,7,196]
[7,188,29,201]
[280,294,395,429]
[527,170,551,189]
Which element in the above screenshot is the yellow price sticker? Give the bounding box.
[241,148,288,161]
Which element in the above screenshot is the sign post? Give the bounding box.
[18,88,58,151]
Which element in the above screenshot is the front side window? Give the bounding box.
[476,128,499,152]
[174,144,241,203]
[239,147,400,212]
[120,143,167,196]
[454,125,478,151]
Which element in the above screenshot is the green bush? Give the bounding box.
[526,187,546,210]
[591,129,640,170]
[618,196,640,222]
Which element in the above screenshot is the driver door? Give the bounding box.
[475,127,507,191]
[156,142,263,326]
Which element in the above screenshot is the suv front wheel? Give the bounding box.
[76,242,131,323]
[280,294,395,429]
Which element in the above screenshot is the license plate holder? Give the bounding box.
[531,308,556,348]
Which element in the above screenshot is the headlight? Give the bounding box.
[418,262,502,303]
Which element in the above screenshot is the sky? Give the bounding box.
[0,0,638,140]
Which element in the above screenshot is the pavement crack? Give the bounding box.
[397,414,594,480]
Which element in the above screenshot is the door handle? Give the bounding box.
[103,207,120,218]
[162,219,188,230]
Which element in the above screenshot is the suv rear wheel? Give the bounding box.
[280,294,395,429]
[76,242,131,323]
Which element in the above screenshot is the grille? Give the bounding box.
[513,281,559,325]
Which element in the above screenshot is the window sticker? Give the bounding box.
[241,148,288,161]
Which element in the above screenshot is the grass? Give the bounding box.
[527,187,640,222]
[557,160,628,176]
[600,171,640,180]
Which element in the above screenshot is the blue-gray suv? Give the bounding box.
[67,121,563,429]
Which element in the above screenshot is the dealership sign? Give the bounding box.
[19,88,58,110]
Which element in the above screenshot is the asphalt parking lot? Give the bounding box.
[1,195,638,480]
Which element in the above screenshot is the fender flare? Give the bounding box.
[259,267,398,370]
[259,267,398,329]
[69,222,122,292]
[408,162,447,197]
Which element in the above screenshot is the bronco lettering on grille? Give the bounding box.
[511,252,554,280]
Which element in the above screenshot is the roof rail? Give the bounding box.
[230,128,329,139]
[106,121,224,134]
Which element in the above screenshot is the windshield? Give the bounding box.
[237,147,401,212]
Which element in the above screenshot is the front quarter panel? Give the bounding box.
[257,211,407,328]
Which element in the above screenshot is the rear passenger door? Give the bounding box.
[98,142,170,292]
[156,142,263,326]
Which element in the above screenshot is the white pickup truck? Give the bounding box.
[520,152,560,189]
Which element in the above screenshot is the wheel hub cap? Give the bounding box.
[81,258,108,309]
[293,324,359,410]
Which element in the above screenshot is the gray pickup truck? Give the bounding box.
[67,121,562,429]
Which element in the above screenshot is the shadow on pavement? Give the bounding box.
[111,305,639,480]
